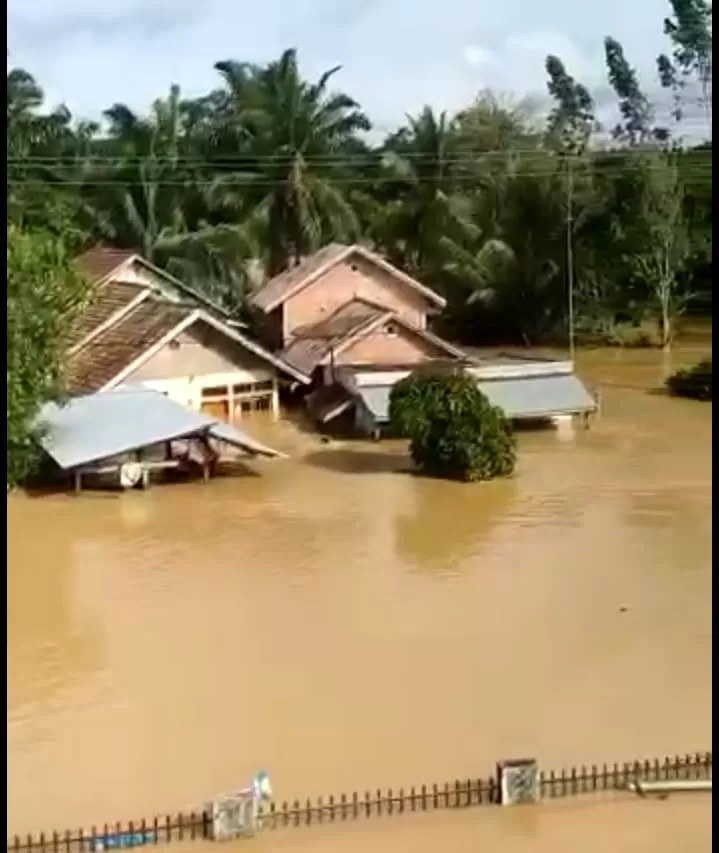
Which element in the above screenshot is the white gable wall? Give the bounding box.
[115,326,279,419]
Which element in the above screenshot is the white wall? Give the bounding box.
[114,327,280,419]
[117,373,280,420]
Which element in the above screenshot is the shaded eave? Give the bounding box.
[98,307,312,391]
[314,312,467,367]
[252,244,448,314]
[89,252,241,324]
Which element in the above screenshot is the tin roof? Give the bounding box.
[38,389,283,470]
[353,373,596,425]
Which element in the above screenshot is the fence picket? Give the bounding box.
[7,752,711,851]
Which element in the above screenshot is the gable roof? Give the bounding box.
[66,280,150,352]
[278,298,465,378]
[280,299,391,377]
[67,293,309,394]
[75,247,237,321]
[250,243,447,314]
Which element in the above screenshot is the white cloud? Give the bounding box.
[462,46,497,68]
[8,0,702,138]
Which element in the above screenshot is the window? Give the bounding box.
[232,380,273,395]
[202,385,229,398]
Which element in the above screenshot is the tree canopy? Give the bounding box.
[5,0,713,479]
[389,371,517,482]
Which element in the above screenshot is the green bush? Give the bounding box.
[7,226,89,486]
[388,371,517,482]
[666,358,712,401]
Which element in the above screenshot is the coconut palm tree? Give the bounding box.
[370,107,475,283]
[211,48,371,275]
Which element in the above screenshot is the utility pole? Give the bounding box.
[565,154,576,363]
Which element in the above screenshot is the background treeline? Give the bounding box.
[7,0,712,350]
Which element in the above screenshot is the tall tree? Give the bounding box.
[657,0,713,126]
[604,37,657,144]
[371,107,473,280]
[212,49,370,275]
[544,56,596,154]
[623,153,693,346]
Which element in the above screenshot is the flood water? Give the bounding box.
[7,341,713,850]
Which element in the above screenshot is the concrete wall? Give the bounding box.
[283,256,430,341]
[336,322,445,366]
[119,324,279,419]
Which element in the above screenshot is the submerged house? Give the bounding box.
[69,248,309,423]
[38,389,285,492]
[249,243,596,434]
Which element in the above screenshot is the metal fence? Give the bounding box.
[7,751,712,852]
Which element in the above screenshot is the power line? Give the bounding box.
[6,147,714,167]
[6,164,713,189]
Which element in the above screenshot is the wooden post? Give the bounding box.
[73,470,82,494]
[270,380,280,422]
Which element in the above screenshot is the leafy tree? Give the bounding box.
[7,226,90,485]
[212,48,370,275]
[604,37,658,144]
[544,56,596,154]
[657,0,713,126]
[388,371,516,482]
[622,153,693,347]
[371,106,473,280]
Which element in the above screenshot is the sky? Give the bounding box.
[6,0,709,139]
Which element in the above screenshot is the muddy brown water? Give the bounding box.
[7,342,712,850]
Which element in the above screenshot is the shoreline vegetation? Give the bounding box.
[6,0,712,483]
[666,357,713,400]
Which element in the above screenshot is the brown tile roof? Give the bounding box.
[66,281,147,350]
[279,299,391,377]
[67,297,191,394]
[75,247,138,283]
[251,243,348,312]
[75,246,240,323]
[251,243,447,313]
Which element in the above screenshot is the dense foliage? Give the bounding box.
[5,1,712,480]
[7,227,89,485]
[6,1,712,346]
[388,372,517,482]
[666,357,713,399]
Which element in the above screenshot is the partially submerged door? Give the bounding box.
[201,399,230,422]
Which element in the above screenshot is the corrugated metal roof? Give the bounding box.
[354,374,595,425]
[208,422,285,458]
[38,390,282,470]
[477,374,595,419]
[355,385,394,423]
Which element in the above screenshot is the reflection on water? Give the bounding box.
[7,344,713,849]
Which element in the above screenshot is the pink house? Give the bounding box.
[250,243,467,385]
